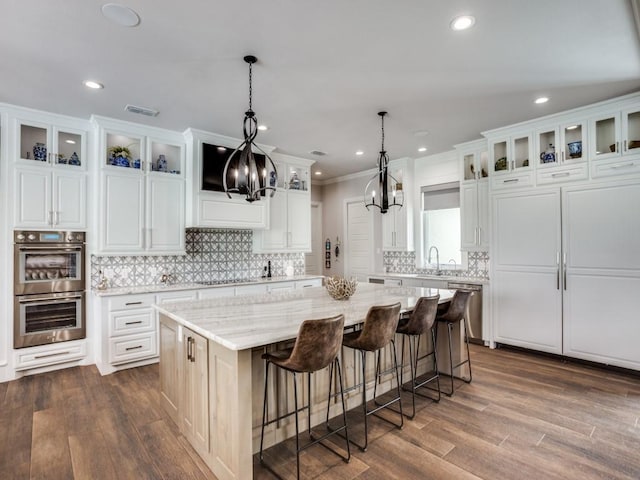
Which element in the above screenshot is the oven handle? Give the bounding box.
[18,294,83,304]
[18,246,83,251]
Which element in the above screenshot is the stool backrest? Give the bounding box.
[288,314,345,372]
[357,302,402,351]
[404,295,440,335]
[440,290,473,323]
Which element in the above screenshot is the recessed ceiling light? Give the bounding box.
[258,125,268,131]
[450,15,475,31]
[535,96,549,104]
[418,147,427,152]
[101,3,141,27]
[65,140,76,145]
[566,125,578,130]
[314,171,322,176]
[84,80,104,89]
[355,151,364,156]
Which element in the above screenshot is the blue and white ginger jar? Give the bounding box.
[33,142,47,161]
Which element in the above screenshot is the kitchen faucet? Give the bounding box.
[428,246,440,275]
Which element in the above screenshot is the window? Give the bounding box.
[422,182,461,267]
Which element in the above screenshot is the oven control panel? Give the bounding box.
[14,231,85,244]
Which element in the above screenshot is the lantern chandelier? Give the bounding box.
[364,111,404,213]
[223,55,277,202]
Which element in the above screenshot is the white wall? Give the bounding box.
[0,111,11,381]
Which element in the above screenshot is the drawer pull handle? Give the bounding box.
[34,351,70,359]
[551,172,570,178]
[125,301,143,306]
[125,345,143,351]
[503,178,519,183]
[125,320,143,325]
[611,162,634,169]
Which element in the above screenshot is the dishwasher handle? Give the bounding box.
[446,282,482,292]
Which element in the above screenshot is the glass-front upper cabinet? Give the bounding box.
[285,163,309,191]
[105,132,143,169]
[149,138,183,175]
[622,107,640,154]
[462,150,488,182]
[490,134,531,174]
[560,121,586,163]
[537,122,587,167]
[590,106,640,161]
[537,128,558,167]
[17,120,85,168]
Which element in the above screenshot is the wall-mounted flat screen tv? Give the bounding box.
[201,142,266,194]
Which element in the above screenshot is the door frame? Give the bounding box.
[306,201,323,275]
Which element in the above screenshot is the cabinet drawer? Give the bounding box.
[109,332,157,365]
[110,308,154,336]
[295,279,322,288]
[490,171,534,190]
[537,163,588,185]
[591,157,640,178]
[108,293,155,311]
[14,341,86,371]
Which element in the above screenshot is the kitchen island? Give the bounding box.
[154,283,454,480]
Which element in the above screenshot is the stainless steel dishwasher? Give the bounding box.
[446,281,483,344]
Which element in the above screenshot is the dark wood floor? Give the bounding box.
[1,345,639,479]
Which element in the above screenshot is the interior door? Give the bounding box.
[345,200,372,281]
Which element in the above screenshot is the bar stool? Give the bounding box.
[259,314,350,480]
[340,302,403,451]
[436,290,474,396]
[395,295,441,419]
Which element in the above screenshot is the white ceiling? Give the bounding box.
[2,0,640,179]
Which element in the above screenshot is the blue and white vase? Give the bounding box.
[156,154,167,172]
[133,158,141,169]
[33,142,47,162]
[114,155,130,167]
[68,152,80,166]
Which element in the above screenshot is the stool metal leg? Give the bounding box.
[259,360,270,463]
[293,372,300,480]
[447,321,455,396]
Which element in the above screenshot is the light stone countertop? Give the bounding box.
[154,283,454,351]
[92,275,324,297]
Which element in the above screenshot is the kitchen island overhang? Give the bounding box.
[154,284,455,480]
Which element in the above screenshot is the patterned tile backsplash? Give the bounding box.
[383,251,489,279]
[91,228,305,289]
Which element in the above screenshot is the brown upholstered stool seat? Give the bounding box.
[436,289,474,395]
[259,314,350,480]
[338,302,403,451]
[395,295,441,418]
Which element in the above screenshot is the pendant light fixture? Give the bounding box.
[223,55,277,202]
[364,111,403,213]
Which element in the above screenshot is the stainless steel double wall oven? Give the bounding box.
[14,230,86,348]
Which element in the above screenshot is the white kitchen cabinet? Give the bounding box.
[492,180,640,370]
[92,116,186,255]
[492,188,563,354]
[534,122,589,186]
[253,155,314,253]
[590,105,640,178]
[14,167,86,229]
[561,180,640,370]
[381,159,414,251]
[457,140,489,251]
[96,293,159,375]
[10,114,88,229]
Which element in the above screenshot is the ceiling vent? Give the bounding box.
[124,104,159,117]
[309,150,328,156]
